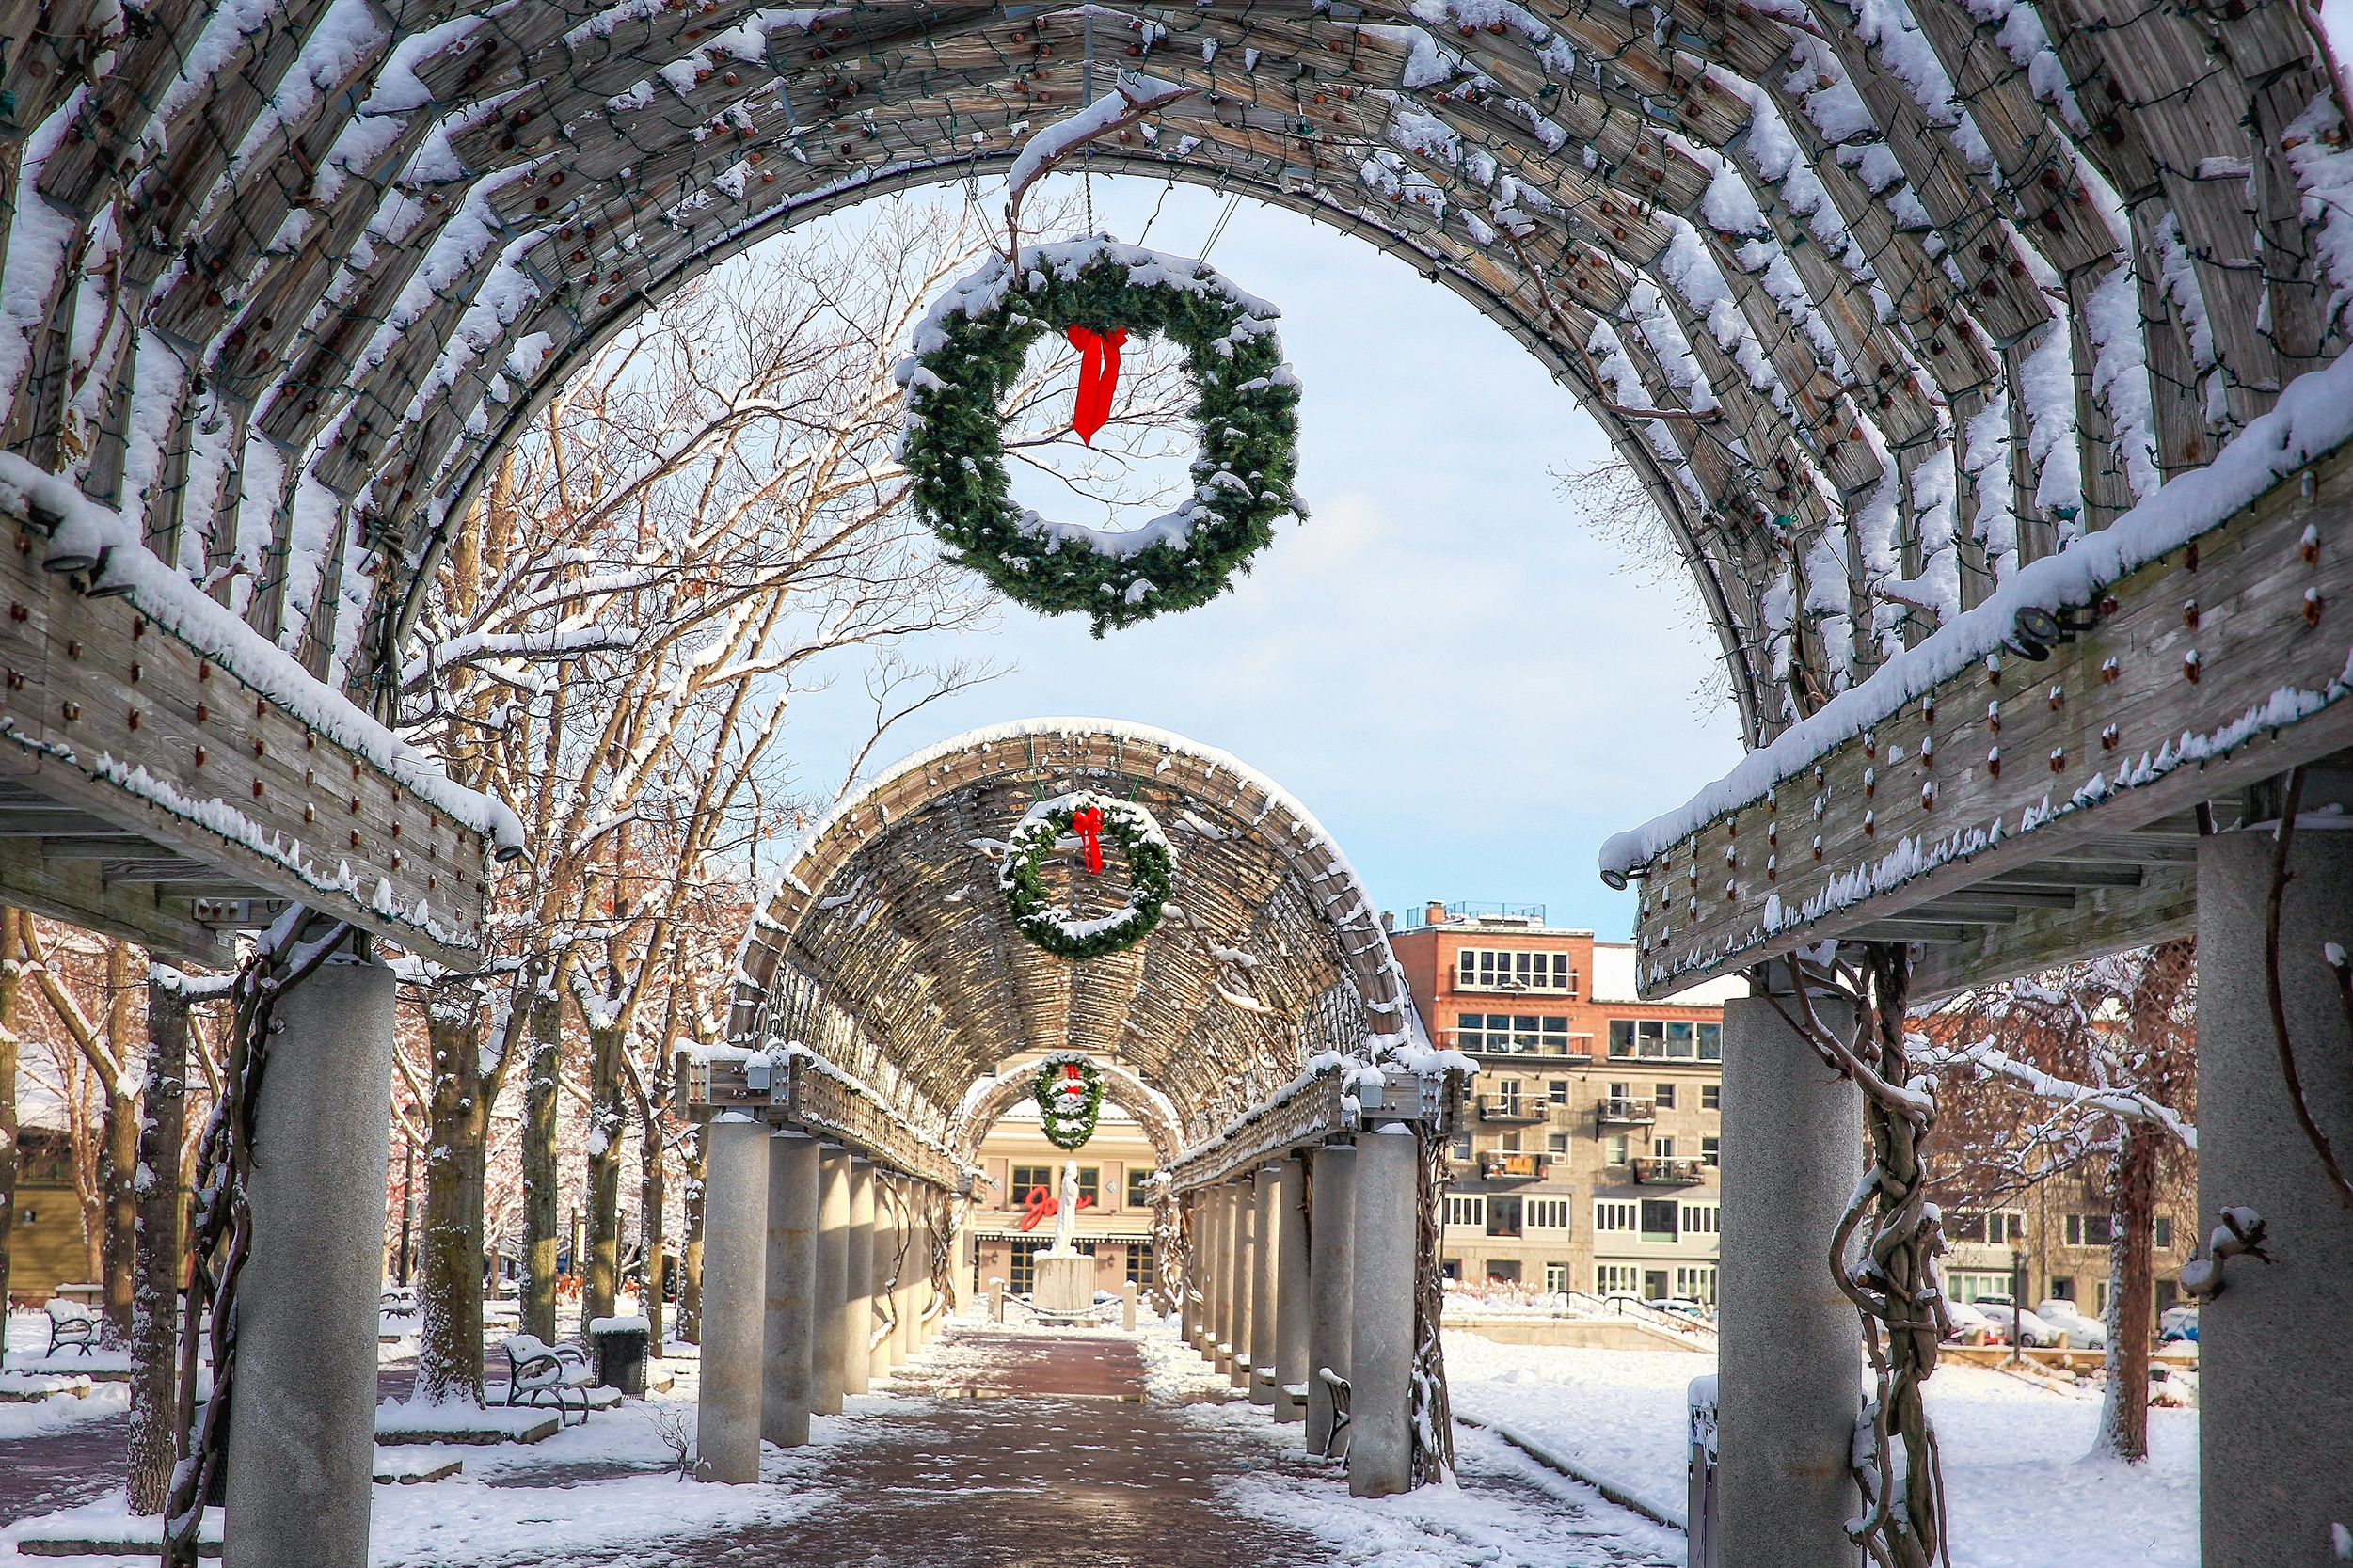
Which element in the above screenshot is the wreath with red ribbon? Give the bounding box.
[998,790,1174,962]
[897,236,1303,637]
[1032,1053,1105,1151]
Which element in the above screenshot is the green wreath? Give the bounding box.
[897,237,1303,636]
[1033,1053,1105,1151]
[998,789,1174,961]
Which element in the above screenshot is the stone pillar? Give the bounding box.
[1348,1123,1418,1498]
[1717,982,1863,1568]
[223,953,396,1568]
[691,1114,768,1484]
[1306,1142,1356,1455]
[813,1147,851,1415]
[1228,1176,1257,1390]
[1122,1280,1138,1332]
[1273,1155,1309,1424]
[1249,1167,1280,1406]
[762,1131,819,1448]
[844,1159,875,1395]
[2198,829,2353,1567]
[1202,1188,1230,1363]
[1179,1195,1201,1350]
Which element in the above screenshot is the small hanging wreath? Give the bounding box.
[897,236,1304,637]
[998,789,1174,961]
[1033,1052,1105,1151]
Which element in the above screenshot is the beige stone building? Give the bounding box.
[966,1051,1162,1302]
[1387,902,1743,1302]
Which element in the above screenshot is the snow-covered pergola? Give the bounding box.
[682,719,1458,1495]
[8,0,2352,1557]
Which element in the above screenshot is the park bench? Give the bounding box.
[1316,1368,1351,1458]
[44,1298,99,1357]
[500,1335,596,1425]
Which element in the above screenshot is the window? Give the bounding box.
[1447,1195,1486,1229]
[1640,1199,1679,1242]
[1548,1080,1569,1105]
[1010,1165,1057,1208]
[2155,1216,2174,1250]
[1127,1168,1156,1209]
[1545,1261,1571,1293]
[1653,1137,1676,1159]
[1527,1198,1571,1230]
[1676,1265,1718,1305]
[1547,1132,1569,1155]
[1699,1023,1721,1060]
[1441,1258,1462,1280]
[1681,1203,1720,1235]
[1947,1211,2026,1243]
[1701,1084,1721,1111]
[1606,1134,1630,1165]
[1597,1262,1643,1294]
[1009,1239,1051,1292]
[1655,1083,1677,1109]
[1700,1136,1720,1167]
[1485,1259,1522,1282]
[1487,1196,1523,1237]
[1664,1022,1696,1059]
[1608,1081,1630,1100]
[1595,1200,1638,1234]
[2155,1278,2180,1310]
[1495,1079,1523,1115]
[1501,1131,1523,1153]
[1949,1272,2015,1304]
[1458,948,1576,993]
[2065,1213,2118,1248]
[1450,1132,1473,1162]
[2049,1275,2075,1301]
[1127,1243,1156,1290]
[1457,1012,1574,1053]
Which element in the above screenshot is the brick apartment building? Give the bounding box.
[1386,901,1743,1303]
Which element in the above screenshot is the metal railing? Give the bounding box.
[1475,1095,1550,1123]
[1597,1098,1656,1124]
[1630,1156,1706,1185]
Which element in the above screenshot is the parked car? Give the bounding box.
[1646,1298,1712,1323]
[2035,1299,2108,1349]
[2159,1305,2200,1343]
[1973,1298,2065,1347]
[1942,1299,1999,1342]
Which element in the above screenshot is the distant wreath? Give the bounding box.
[1033,1053,1105,1151]
[998,789,1174,961]
[896,236,1303,636]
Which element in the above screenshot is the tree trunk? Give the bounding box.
[101,942,138,1341]
[2093,1125,2160,1461]
[583,1021,625,1325]
[127,975,189,1513]
[677,1126,705,1342]
[638,1110,665,1351]
[0,910,23,1323]
[521,977,562,1343]
[416,990,488,1405]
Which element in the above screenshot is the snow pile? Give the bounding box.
[1603,350,2353,882]
[1444,1332,2197,1568]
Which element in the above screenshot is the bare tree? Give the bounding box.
[1916,939,2198,1462]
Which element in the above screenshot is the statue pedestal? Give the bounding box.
[1034,1252,1095,1313]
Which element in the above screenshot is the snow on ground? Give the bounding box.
[1135,1309,1241,1403]
[0,1379,126,1441]
[1442,1327,2198,1568]
[1180,1390,1685,1567]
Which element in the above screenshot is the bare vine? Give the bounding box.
[1409,1117,1458,1486]
[163,911,358,1568]
[2262,767,2353,1208]
[1770,944,1951,1568]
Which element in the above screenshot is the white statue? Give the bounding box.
[1050,1158,1081,1254]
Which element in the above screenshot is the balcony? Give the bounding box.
[1478,1151,1551,1180]
[1476,1095,1549,1124]
[1597,1098,1656,1126]
[1630,1157,1706,1185]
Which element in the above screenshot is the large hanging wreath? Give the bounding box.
[998,789,1174,961]
[897,236,1304,636]
[1033,1053,1105,1151]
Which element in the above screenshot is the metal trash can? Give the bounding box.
[590,1314,651,1398]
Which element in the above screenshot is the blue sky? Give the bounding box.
[777,176,1743,940]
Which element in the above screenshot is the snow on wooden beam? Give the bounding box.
[1612,367,2353,998]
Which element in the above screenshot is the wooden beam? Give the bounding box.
[0,837,233,964]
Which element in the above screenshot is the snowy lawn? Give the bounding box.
[1442,1328,2197,1568]
[0,1378,126,1442]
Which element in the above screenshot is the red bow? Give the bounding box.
[1065,325,1128,446]
[1069,804,1105,874]
[1017,1183,1093,1232]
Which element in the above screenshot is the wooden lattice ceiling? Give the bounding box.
[7,0,2346,751]
[725,721,1415,1145]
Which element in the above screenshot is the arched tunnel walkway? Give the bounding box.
[679,717,1467,1503]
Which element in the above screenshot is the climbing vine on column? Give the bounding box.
[1770,943,1949,1568]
